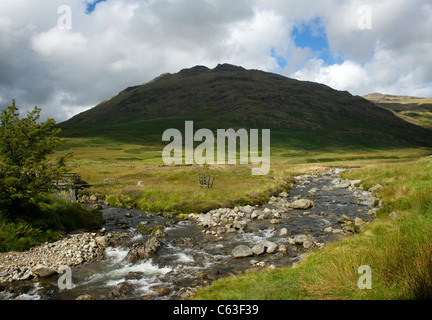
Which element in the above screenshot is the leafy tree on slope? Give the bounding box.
[0,100,68,218]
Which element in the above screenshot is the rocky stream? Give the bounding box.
[0,168,380,300]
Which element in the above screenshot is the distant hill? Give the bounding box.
[59,64,432,149]
[364,92,432,129]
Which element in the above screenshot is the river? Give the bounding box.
[0,168,377,300]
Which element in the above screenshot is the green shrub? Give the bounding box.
[0,218,62,252]
[0,195,104,252]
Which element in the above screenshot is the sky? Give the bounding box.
[0,0,431,122]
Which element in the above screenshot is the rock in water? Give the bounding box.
[32,265,57,278]
[262,241,278,253]
[293,234,309,245]
[278,228,290,237]
[302,240,313,249]
[125,237,161,263]
[252,243,265,255]
[289,199,314,209]
[338,214,351,224]
[95,235,110,248]
[231,245,253,258]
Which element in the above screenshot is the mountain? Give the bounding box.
[59,64,432,148]
[364,92,432,129]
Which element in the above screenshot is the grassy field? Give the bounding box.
[54,137,294,213]
[54,136,430,214]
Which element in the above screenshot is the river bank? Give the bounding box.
[0,232,106,283]
[0,167,380,300]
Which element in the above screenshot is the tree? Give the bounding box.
[0,100,68,218]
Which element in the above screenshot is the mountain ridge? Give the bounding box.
[59,64,432,148]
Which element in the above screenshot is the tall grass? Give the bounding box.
[104,172,292,214]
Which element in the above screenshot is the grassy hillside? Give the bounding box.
[364,92,432,129]
[59,64,432,149]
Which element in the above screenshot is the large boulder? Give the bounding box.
[32,265,57,278]
[289,199,314,209]
[251,241,278,255]
[231,245,253,258]
[292,234,314,248]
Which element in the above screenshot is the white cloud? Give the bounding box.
[287,0,432,97]
[31,28,88,57]
[294,59,369,93]
[223,9,293,71]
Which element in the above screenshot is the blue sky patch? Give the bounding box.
[271,48,288,69]
[85,0,107,14]
[292,17,341,65]
[292,17,328,51]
